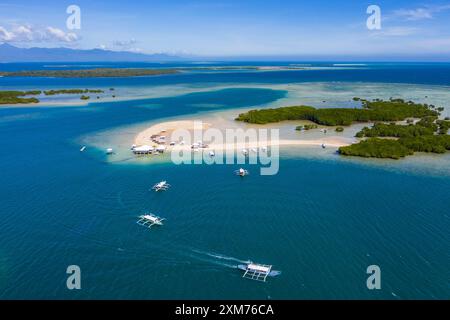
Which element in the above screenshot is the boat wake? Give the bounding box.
[188,249,281,277]
[191,249,251,266]
[60,222,279,276]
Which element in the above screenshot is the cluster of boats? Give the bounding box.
[81,136,276,281]
[136,172,280,282]
[136,181,169,229]
[131,144,166,155]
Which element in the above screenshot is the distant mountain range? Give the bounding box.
[0,43,185,62]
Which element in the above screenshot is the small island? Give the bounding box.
[0,88,107,104]
[236,98,450,159]
[43,89,104,95]
[0,91,41,104]
[0,68,179,78]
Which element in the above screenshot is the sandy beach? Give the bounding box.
[134,119,354,151]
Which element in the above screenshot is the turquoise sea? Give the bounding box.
[0,63,449,299]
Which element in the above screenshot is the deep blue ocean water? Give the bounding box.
[0,63,449,299]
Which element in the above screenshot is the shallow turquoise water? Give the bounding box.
[0,65,449,299]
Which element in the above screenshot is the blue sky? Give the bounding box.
[1,0,450,59]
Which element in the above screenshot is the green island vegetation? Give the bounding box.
[235,98,449,159]
[0,68,179,78]
[341,115,450,159]
[0,88,106,104]
[0,90,41,104]
[339,138,414,159]
[235,98,437,125]
[296,124,318,131]
[44,89,104,95]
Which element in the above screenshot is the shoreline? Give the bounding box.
[133,119,355,152]
[2,82,450,119]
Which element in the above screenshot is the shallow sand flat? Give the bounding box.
[181,137,352,151]
[134,119,354,150]
[134,120,212,145]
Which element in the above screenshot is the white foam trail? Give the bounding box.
[191,249,282,277]
[191,249,251,264]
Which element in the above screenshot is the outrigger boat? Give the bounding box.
[137,213,165,228]
[235,168,249,177]
[152,180,170,191]
[237,263,280,282]
[80,146,86,152]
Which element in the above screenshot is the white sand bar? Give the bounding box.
[134,120,354,151]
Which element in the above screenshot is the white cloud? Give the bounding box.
[14,25,33,40]
[0,26,14,41]
[394,8,433,21]
[113,38,137,47]
[0,24,79,43]
[95,39,142,52]
[393,5,450,21]
[126,47,143,53]
[45,27,78,42]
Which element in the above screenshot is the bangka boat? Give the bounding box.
[133,145,153,154]
[137,213,165,228]
[156,145,166,153]
[106,148,114,155]
[237,263,279,282]
[152,180,170,191]
[235,168,249,177]
[80,146,86,152]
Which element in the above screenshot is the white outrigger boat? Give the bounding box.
[137,213,165,228]
[80,146,86,152]
[237,263,280,282]
[235,168,249,177]
[151,180,170,191]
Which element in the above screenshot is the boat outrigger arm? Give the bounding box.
[137,214,165,228]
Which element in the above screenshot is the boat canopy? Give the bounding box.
[247,263,271,273]
[134,145,153,152]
